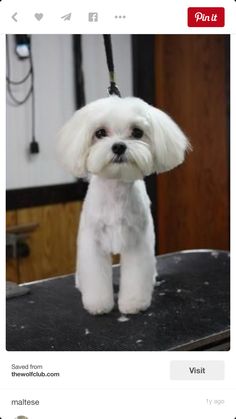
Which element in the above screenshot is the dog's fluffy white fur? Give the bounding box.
[58,96,189,315]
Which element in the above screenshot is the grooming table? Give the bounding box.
[6,250,230,351]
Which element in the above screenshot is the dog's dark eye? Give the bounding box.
[95,128,107,139]
[132,127,143,139]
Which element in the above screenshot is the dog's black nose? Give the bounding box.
[112,142,127,156]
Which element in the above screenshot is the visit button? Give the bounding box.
[170,361,225,380]
[188,7,225,27]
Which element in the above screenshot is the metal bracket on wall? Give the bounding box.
[6,222,39,259]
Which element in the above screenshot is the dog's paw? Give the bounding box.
[75,273,80,290]
[82,296,114,315]
[118,297,151,314]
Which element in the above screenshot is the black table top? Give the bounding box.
[6,250,230,351]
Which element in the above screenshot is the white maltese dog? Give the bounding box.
[58,96,189,315]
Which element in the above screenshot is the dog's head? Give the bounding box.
[58,96,190,181]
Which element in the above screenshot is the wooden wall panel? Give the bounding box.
[6,202,82,283]
[6,201,120,284]
[6,211,17,227]
[155,35,229,254]
[17,202,82,283]
[6,211,18,282]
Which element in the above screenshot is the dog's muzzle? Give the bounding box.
[112,142,127,163]
[112,142,127,155]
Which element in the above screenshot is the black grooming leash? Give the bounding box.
[103,35,121,97]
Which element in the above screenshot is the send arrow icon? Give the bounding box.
[61,13,72,21]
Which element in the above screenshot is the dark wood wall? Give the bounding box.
[155,35,229,253]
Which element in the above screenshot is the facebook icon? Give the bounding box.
[88,12,98,22]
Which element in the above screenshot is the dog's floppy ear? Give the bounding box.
[148,105,190,174]
[57,105,92,178]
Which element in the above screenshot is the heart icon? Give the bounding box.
[35,13,44,21]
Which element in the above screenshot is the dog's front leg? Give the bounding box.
[77,229,114,315]
[118,239,156,314]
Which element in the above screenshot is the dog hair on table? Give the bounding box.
[58,96,190,315]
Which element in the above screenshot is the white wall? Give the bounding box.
[6,35,76,189]
[6,34,133,190]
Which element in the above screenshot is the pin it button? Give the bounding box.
[188,7,225,27]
